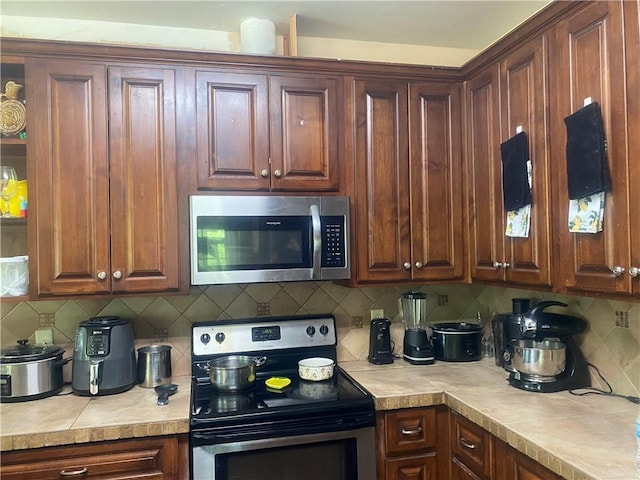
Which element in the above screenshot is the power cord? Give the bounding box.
[569,362,640,404]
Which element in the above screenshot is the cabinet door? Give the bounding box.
[625,0,640,293]
[28,59,111,296]
[499,35,553,287]
[195,70,270,190]
[550,1,631,294]
[108,66,179,293]
[386,454,438,480]
[494,438,561,480]
[466,65,504,282]
[450,412,492,479]
[409,83,464,281]
[354,79,411,282]
[269,75,340,191]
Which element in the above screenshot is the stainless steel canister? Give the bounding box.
[137,345,172,388]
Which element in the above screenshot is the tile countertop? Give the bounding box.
[0,375,191,451]
[0,362,637,480]
[340,358,639,480]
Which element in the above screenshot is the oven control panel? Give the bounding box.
[192,315,336,357]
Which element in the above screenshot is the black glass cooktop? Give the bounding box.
[191,368,373,426]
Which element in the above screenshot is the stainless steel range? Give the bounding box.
[189,314,376,480]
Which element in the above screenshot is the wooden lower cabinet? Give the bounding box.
[376,405,450,480]
[494,438,561,480]
[450,411,493,479]
[0,435,186,479]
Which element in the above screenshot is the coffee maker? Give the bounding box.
[505,301,591,393]
[398,292,434,365]
[368,318,394,365]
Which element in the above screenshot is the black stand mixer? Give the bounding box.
[502,301,591,393]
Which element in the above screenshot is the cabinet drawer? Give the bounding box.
[384,408,437,455]
[450,412,492,478]
[386,453,438,480]
[0,436,178,479]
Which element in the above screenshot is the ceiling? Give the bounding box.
[1,1,552,51]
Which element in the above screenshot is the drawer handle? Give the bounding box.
[460,437,477,450]
[60,467,88,476]
[401,427,422,436]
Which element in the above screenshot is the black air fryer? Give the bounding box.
[72,316,137,396]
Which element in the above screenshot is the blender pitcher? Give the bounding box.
[398,292,434,365]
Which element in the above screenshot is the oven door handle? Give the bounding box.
[310,204,321,280]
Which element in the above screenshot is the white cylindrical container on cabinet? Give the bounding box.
[240,17,276,54]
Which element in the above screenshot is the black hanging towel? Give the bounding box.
[500,131,531,211]
[564,101,611,199]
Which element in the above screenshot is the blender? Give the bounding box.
[398,292,434,365]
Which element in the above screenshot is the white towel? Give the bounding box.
[506,205,531,237]
[568,192,605,233]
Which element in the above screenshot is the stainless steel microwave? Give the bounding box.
[189,195,351,285]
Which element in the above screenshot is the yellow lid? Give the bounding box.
[265,376,291,390]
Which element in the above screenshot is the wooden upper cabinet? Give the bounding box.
[194,69,341,192]
[354,78,463,284]
[108,66,179,294]
[467,34,552,288]
[29,59,179,296]
[269,75,340,191]
[466,65,503,283]
[409,83,464,282]
[499,36,552,287]
[550,0,633,295]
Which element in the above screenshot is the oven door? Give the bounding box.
[191,426,375,480]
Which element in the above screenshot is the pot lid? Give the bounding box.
[0,339,63,363]
[431,322,482,332]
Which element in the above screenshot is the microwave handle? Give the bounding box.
[311,204,322,280]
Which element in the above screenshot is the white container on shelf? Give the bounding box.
[0,255,28,297]
[240,17,276,55]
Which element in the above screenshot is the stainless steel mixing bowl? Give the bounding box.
[512,340,566,377]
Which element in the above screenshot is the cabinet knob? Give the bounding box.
[97,271,107,280]
[493,261,501,269]
[503,262,510,269]
[415,261,423,269]
[403,262,411,270]
[112,270,122,280]
[629,267,639,278]
[60,467,88,476]
[260,169,269,178]
[273,169,282,178]
[612,266,625,277]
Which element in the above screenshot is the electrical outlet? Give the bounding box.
[370,309,385,320]
[35,328,54,345]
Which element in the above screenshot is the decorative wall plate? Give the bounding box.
[0,99,26,136]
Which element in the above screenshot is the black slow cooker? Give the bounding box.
[431,322,482,362]
[0,339,68,402]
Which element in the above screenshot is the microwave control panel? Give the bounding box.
[321,216,346,268]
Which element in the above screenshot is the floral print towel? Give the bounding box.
[506,205,531,237]
[568,192,605,233]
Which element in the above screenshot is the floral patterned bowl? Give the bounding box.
[298,357,335,381]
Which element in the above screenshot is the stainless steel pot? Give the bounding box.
[431,322,482,362]
[513,340,566,377]
[137,344,172,388]
[0,340,69,402]
[203,355,267,392]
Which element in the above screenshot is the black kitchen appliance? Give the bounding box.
[431,322,482,362]
[492,297,531,370]
[189,314,376,480]
[399,292,434,365]
[505,301,591,393]
[368,318,394,365]
[72,316,136,396]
